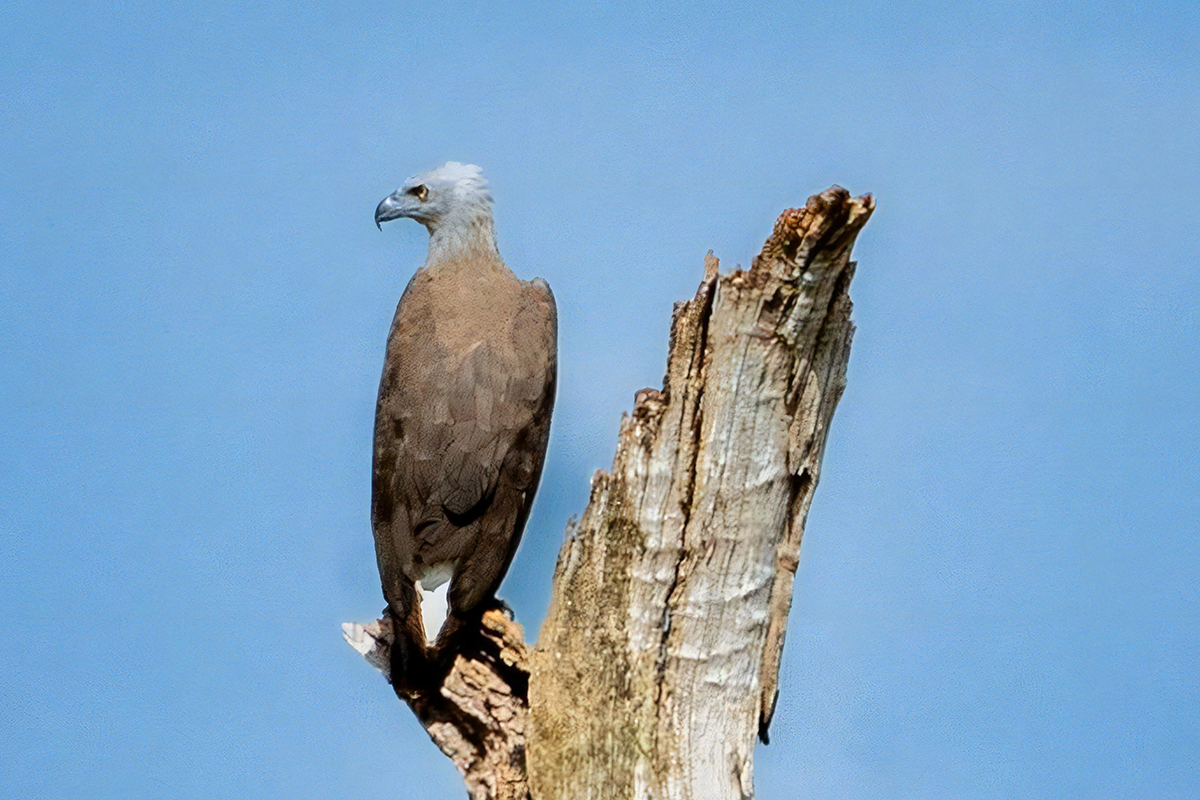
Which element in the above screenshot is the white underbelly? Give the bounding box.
[415,562,454,645]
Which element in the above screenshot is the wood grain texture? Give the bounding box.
[529,187,872,800]
[345,187,873,800]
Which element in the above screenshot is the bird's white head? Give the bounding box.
[375,162,498,262]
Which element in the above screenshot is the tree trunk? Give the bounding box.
[343,186,874,800]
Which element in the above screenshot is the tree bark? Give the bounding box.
[344,186,874,800]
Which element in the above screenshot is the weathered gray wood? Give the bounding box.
[344,187,873,800]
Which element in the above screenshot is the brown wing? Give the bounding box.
[371,269,557,625]
[448,277,557,612]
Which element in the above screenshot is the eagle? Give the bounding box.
[372,163,556,684]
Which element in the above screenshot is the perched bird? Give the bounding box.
[372,163,556,685]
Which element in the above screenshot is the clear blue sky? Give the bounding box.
[2,2,1198,797]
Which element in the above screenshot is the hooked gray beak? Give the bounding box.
[374,191,407,230]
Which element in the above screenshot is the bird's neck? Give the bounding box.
[424,212,499,267]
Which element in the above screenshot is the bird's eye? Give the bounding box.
[407,185,429,202]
